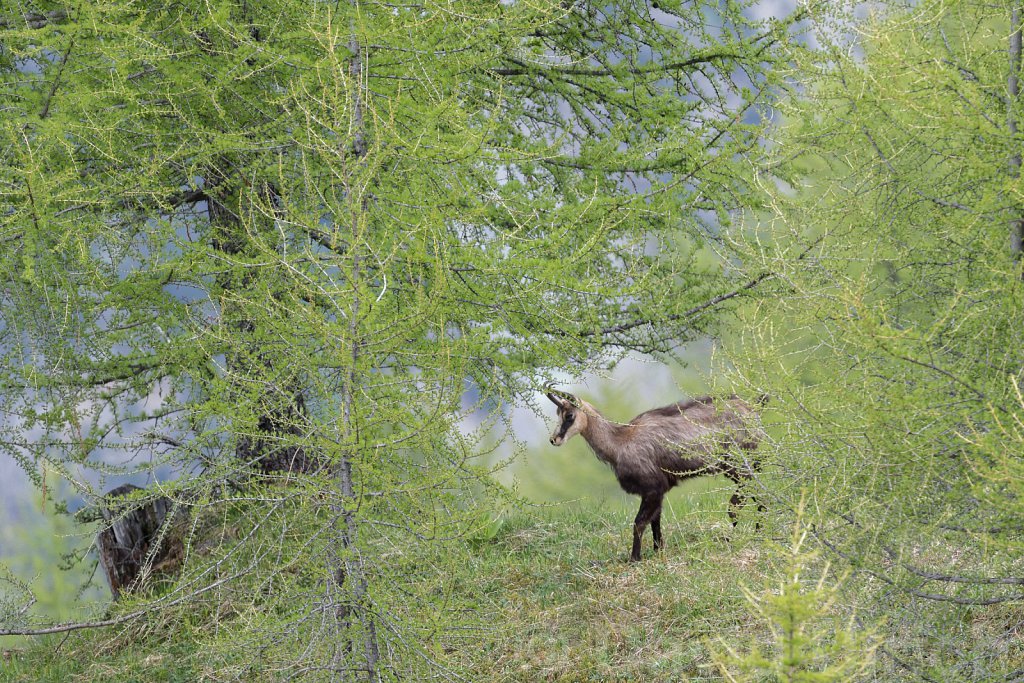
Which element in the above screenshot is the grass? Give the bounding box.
[3,634,199,682]
[448,500,770,682]
[2,482,772,682]
[5,481,1017,682]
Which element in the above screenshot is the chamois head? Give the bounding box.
[546,388,588,446]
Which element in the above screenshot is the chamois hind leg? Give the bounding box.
[728,489,746,527]
[631,494,662,562]
[740,449,765,529]
[726,463,762,530]
[728,484,766,530]
[754,494,766,530]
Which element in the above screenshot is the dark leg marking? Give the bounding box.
[651,503,663,551]
[728,490,746,527]
[631,495,662,562]
[753,494,766,531]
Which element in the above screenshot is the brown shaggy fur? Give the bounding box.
[547,391,765,561]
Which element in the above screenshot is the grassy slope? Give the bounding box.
[7,481,1019,682]
[449,502,769,682]
[1,483,776,683]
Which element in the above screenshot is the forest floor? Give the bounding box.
[4,481,1007,681]
[443,502,773,681]
[0,483,783,682]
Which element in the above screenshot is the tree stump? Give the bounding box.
[96,483,182,599]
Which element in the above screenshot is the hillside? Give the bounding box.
[5,481,1020,682]
[1,490,883,682]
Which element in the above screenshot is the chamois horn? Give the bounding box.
[544,385,581,409]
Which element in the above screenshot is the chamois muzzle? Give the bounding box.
[545,385,580,446]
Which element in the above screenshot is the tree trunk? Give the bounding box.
[206,162,322,477]
[96,484,182,599]
[1009,7,1023,269]
[328,9,381,680]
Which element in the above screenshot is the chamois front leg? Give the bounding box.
[651,500,664,551]
[631,494,662,562]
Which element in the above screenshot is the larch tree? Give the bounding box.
[731,1,1024,679]
[1,0,814,678]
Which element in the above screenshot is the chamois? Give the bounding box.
[546,389,765,561]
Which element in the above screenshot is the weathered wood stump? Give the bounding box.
[96,483,182,599]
